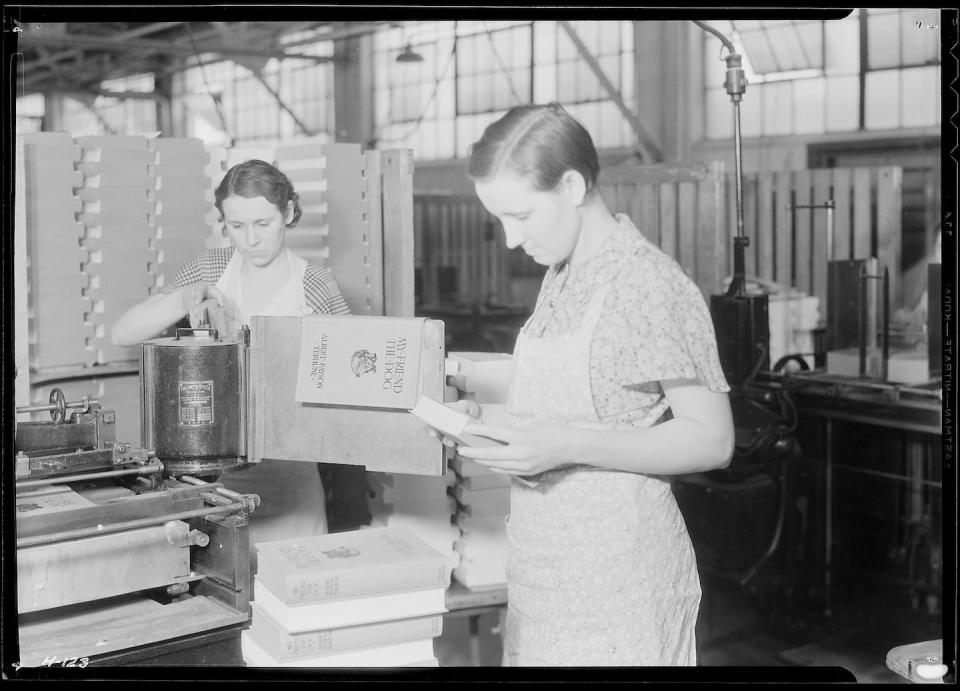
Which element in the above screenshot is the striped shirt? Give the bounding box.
[167,246,350,316]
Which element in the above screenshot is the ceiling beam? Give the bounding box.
[113,21,184,41]
[19,32,334,64]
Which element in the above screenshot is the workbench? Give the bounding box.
[444,582,508,666]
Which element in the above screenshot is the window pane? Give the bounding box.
[766,25,809,72]
[825,16,859,75]
[793,77,826,134]
[557,28,578,61]
[534,62,557,102]
[825,74,859,131]
[868,10,901,69]
[901,64,940,127]
[705,88,733,139]
[533,21,556,64]
[763,81,793,135]
[740,83,763,137]
[864,69,900,129]
[739,28,779,73]
[597,100,625,148]
[795,22,824,70]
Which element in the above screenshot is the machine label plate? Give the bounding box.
[179,380,215,426]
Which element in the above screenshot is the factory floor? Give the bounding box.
[433,574,943,680]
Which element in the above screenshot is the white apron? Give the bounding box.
[502,281,702,666]
[216,250,328,571]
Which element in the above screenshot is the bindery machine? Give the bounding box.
[14,317,448,667]
[14,334,261,667]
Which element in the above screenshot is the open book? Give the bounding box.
[409,395,505,448]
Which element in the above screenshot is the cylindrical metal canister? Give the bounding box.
[141,328,246,477]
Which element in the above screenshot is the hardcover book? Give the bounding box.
[252,578,447,632]
[409,395,505,448]
[255,526,449,605]
[240,630,437,667]
[248,603,442,660]
[294,315,426,409]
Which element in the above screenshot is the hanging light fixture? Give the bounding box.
[396,42,423,63]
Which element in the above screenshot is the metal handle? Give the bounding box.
[175,327,219,341]
[16,388,97,424]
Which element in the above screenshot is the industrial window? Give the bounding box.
[455,21,532,114]
[372,22,458,161]
[173,31,335,148]
[49,73,158,137]
[174,57,239,145]
[373,20,636,161]
[277,31,335,142]
[703,9,941,140]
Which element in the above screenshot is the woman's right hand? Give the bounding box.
[179,284,225,323]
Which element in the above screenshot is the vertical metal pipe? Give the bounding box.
[882,266,890,380]
[859,263,868,377]
[733,101,744,241]
[826,199,836,262]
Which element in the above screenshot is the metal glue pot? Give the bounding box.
[140,327,246,477]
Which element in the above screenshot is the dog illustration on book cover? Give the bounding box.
[351,349,377,377]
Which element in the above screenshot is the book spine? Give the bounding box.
[276,558,449,605]
[251,607,443,660]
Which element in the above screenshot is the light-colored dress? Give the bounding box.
[501,214,729,666]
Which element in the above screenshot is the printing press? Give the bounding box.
[14,327,260,667]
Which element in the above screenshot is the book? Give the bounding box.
[456,473,511,491]
[450,455,499,478]
[446,351,514,403]
[294,315,426,409]
[254,526,449,605]
[453,485,510,517]
[248,603,442,661]
[15,486,96,517]
[409,395,505,448]
[253,578,448,632]
[240,630,437,667]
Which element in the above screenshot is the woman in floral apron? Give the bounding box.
[456,104,735,666]
[112,160,350,569]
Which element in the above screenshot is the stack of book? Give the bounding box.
[243,526,449,667]
[368,471,461,576]
[450,456,510,590]
[19,132,94,369]
[445,352,514,404]
[75,135,157,364]
[148,137,211,295]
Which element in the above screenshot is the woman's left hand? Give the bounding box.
[456,422,575,476]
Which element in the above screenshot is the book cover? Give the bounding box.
[240,631,437,668]
[409,396,505,448]
[255,526,448,605]
[252,578,448,632]
[294,315,426,409]
[15,486,96,517]
[248,603,442,660]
